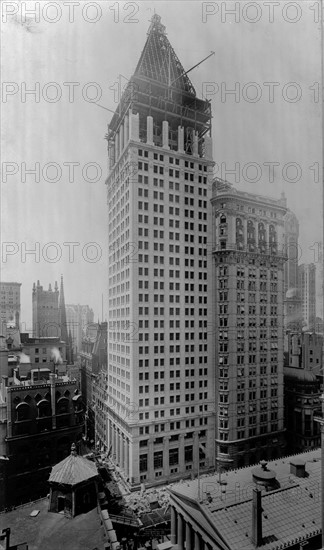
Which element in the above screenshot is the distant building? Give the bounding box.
[0,282,21,335]
[212,179,287,469]
[298,263,316,331]
[0,366,84,510]
[66,304,94,355]
[32,280,60,337]
[79,322,107,447]
[315,316,324,334]
[169,448,323,550]
[285,330,323,372]
[20,333,67,375]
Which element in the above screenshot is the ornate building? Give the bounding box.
[212,179,287,469]
[105,14,215,486]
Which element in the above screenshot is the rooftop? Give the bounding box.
[170,449,322,550]
[0,498,105,550]
[49,445,98,486]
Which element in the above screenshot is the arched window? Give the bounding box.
[37,399,51,418]
[16,402,30,421]
[57,397,69,414]
[220,214,227,224]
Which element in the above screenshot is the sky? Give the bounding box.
[1,0,323,328]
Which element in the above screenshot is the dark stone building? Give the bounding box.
[0,372,84,509]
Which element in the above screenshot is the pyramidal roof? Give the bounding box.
[134,14,196,95]
[49,444,98,486]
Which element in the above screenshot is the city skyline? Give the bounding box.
[1,1,322,327]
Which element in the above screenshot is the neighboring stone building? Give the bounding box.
[0,282,21,335]
[105,13,215,487]
[168,448,323,550]
[211,179,287,469]
[0,368,84,509]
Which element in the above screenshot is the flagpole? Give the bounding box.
[198,456,200,501]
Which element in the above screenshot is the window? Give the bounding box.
[169,448,179,466]
[154,451,163,469]
[139,454,148,472]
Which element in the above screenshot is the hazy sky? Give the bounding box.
[1,0,323,327]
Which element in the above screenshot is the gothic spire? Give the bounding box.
[59,275,70,363]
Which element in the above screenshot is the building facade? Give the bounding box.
[0,282,21,335]
[212,179,287,469]
[105,14,215,486]
[298,263,316,331]
[32,280,60,337]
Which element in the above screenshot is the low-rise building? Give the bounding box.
[168,448,323,550]
[0,368,84,510]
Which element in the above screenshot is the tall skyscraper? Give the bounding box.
[106,14,215,486]
[283,209,302,329]
[212,179,287,468]
[298,263,316,331]
[32,280,59,337]
[0,282,21,334]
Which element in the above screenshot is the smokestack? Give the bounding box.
[252,488,263,547]
[50,373,56,429]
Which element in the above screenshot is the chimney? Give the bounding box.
[252,488,263,547]
[290,459,306,478]
[49,373,56,429]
